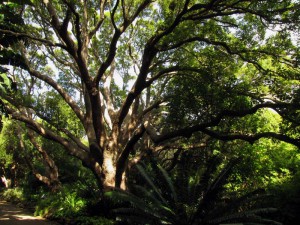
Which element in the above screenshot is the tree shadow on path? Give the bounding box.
[0,200,60,225]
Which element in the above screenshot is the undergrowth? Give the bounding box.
[0,187,26,204]
[0,186,114,225]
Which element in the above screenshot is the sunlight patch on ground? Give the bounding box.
[14,215,45,220]
[0,213,45,221]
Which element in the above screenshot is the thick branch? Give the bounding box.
[146,102,300,145]
[0,29,67,50]
[117,44,157,127]
[95,0,153,84]
[102,60,117,114]
[117,3,191,127]
[202,129,300,148]
[62,1,91,83]
[4,105,89,162]
[89,0,107,38]
[95,29,121,84]
[115,125,146,188]
[43,0,78,57]
[25,65,85,124]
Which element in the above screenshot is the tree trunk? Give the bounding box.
[87,143,127,191]
[102,151,116,188]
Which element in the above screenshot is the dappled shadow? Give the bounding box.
[0,201,59,225]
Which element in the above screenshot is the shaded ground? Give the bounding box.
[0,200,60,225]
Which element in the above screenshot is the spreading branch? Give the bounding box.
[202,129,300,148]
[3,103,90,162]
[145,102,300,146]
[0,29,67,50]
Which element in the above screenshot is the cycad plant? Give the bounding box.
[105,156,281,225]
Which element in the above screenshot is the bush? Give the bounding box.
[267,172,300,225]
[74,216,115,225]
[106,160,281,225]
[34,185,115,225]
[34,187,87,218]
[0,187,25,204]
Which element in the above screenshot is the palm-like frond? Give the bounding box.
[188,158,239,224]
[208,208,281,225]
[157,164,178,203]
[135,163,168,205]
[207,158,240,194]
[107,158,281,225]
[105,163,178,224]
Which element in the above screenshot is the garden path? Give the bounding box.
[0,200,60,225]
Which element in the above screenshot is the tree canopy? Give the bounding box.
[1,0,300,192]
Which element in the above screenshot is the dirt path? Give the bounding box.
[0,200,60,225]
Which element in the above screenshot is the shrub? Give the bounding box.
[0,187,25,204]
[106,160,281,225]
[34,186,87,219]
[75,216,115,225]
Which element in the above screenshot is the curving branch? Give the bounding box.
[62,0,91,82]
[145,66,206,87]
[3,103,89,161]
[202,128,300,148]
[0,29,67,50]
[42,0,77,57]
[89,0,107,38]
[115,125,146,187]
[110,0,120,30]
[145,102,300,146]
[95,0,153,84]
[21,58,85,124]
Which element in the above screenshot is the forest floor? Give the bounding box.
[0,200,60,225]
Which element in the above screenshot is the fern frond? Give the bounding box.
[131,184,163,206]
[188,166,206,205]
[113,208,161,224]
[105,190,151,211]
[106,188,176,223]
[157,164,178,203]
[130,185,177,220]
[208,158,239,194]
[136,163,168,205]
[208,208,280,225]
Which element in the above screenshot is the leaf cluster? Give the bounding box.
[106,157,280,225]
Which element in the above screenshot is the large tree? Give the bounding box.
[1,0,300,191]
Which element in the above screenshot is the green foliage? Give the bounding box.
[0,2,300,225]
[74,216,115,225]
[34,186,87,218]
[0,72,12,93]
[0,119,17,176]
[0,187,25,203]
[106,159,280,225]
[266,172,300,225]
[0,71,12,132]
[33,184,115,225]
[0,118,12,159]
[226,139,300,194]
